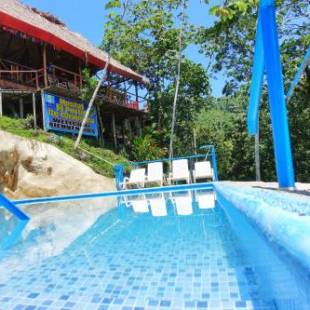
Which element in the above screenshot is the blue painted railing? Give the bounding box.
[114,145,219,190]
[286,45,310,102]
[0,194,30,250]
[248,0,295,188]
[13,182,214,207]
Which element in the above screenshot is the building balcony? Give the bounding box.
[0,58,148,112]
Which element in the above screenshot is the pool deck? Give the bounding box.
[223,181,310,197]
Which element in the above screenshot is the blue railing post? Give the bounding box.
[114,164,124,190]
[211,146,219,181]
[259,0,295,188]
[0,194,30,250]
[248,15,264,135]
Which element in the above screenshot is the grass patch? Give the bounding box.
[0,116,128,178]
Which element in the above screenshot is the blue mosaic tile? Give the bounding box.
[27,292,39,299]
[0,203,290,310]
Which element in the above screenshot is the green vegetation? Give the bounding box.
[0,116,127,177]
[102,0,309,182]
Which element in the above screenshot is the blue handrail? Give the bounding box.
[13,182,214,207]
[114,145,219,189]
[0,194,30,250]
[286,45,310,102]
[247,0,295,188]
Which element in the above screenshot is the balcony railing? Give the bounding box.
[0,58,148,111]
[98,87,148,111]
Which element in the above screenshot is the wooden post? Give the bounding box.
[79,60,83,88]
[96,105,105,147]
[43,44,48,88]
[112,112,117,149]
[125,118,133,140]
[32,93,37,129]
[135,117,142,136]
[135,82,139,102]
[193,128,197,155]
[19,97,24,119]
[0,91,3,117]
[41,90,47,131]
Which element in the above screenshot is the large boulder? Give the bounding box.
[0,130,117,264]
[0,130,115,198]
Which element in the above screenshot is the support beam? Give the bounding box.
[124,118,133,140]
[111,112,117,150]
[135,117,142,136]
[135,82,139,102]
[19,97,24,119]
[41,90,47,131]
[32,93,37,129]
[97,105,105,147]
[43,44,48,88]
[0,91,3,117]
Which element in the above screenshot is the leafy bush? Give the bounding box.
[21,114,35,129]
[132,135,165,161]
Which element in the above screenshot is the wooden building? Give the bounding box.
[0,0,149,150]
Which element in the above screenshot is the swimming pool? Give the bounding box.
[0,184,309,310]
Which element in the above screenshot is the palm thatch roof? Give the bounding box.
[0,0,149,84]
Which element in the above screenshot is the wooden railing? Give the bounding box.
[47,65,81,93]
[0,58,148,111]
[0,59,81,92]
[98,87,148,111]
[0,59,44,89]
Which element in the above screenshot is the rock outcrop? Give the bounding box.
[0,130,117,263]
[0,130,115,198]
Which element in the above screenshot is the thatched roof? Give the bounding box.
[0,0,149,84]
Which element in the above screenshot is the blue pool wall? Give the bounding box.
[215,183,310,308]
[214,183,310,270]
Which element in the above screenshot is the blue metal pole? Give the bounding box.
[286,45,310,102]
[0,194,30,250]
[248,15,265,135]
[211,146,219,181]
[259,0,295,188]
[114,164,124,190]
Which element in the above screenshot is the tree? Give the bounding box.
[195,0,309,182]
[102,0,210,156]
[196,0,310,94]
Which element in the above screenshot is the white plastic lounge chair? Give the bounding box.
[148,194,167,217]
[193,161,213,182]
[130,198,149,213]
[122,168,146,189]
[173,193,193,215]
[146,162,164,187]
[169,159,191,184]
[197,191,215,209]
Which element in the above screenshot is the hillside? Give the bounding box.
[0,116,127,178]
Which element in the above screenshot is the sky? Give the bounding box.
[21,0,225,96]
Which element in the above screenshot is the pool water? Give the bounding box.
[0,191,309,310]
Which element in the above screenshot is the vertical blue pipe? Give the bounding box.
[248,16,265,135]
[259,0,295,188]
[114,164,124,190]
[211,146,219,181]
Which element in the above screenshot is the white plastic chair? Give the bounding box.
[193,161,213,182]
[130,198,149,213]
[173,192,193,215]
[149,194,167,217]
[169,159,191,184]
[122,168,146,189]
[196,191,215,209]
[146,162,164,187]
